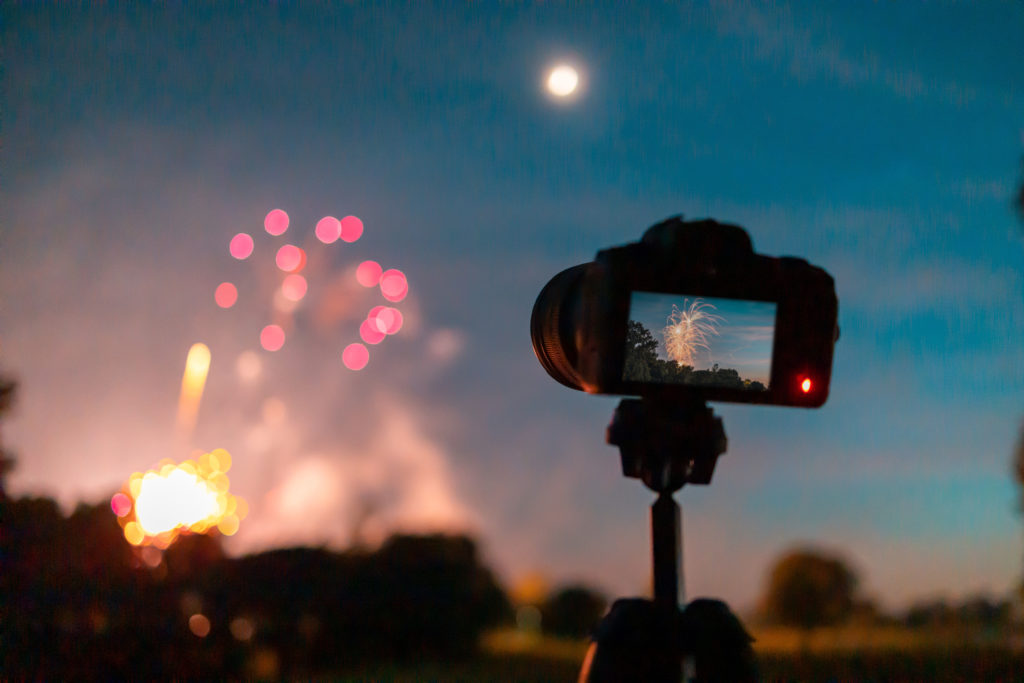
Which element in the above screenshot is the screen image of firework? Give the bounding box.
[623,292,777,391]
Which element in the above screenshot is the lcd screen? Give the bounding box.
[623,292,776,390]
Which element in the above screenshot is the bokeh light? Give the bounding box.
[340,215,363,242]
[115,449,248,548]
[379,269,408,302]
[264,209,289,236]
[315,216,341,244]
[281,274,308,302]
[230,616,256,642]
[214,282,238,308]
[260,325,285,352]
[375,307,403,335]
[236,350,262,382]
[359,319,386,345]
[343,343,369,370]
[189,614,211,638]
[229,233,254,260]
[275,244,305,272]
[110,492,132,517]
[356,260,383,287]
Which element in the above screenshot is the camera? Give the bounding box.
[531,216,838,407]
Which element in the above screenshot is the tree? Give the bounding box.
[759,548,858,631]
[624,321,659,382]
[541,584,607,638]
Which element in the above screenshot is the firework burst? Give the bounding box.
[663,299,724,367]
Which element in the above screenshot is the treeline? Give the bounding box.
[0,493,609,679]
[0,495,513,678]
[624,321,765,390]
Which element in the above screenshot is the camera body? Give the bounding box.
[531,217,838,407]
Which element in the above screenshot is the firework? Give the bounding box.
[663,299,724,367]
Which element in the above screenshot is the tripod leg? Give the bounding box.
[651,492,682,607]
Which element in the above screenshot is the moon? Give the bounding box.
[546,65,579,97]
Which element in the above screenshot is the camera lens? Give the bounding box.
[530,264,589,390]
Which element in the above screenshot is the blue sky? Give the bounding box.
[2,3,1022,611]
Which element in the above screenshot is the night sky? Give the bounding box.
[3,3,1023,612]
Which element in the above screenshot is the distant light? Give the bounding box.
[229,233,255,260]
[340,215,364,242]
[379,269,408,302]
[315,216,341,244]
[360,319,386,345]
[374,307,403,335]
[261,325,285,352]
[281,274,308,302]
[343,343,369,370]
[356,260,383,287]
[235,350,262,382]
[276,245,304,272]
[264,209,289,236]
[189,614,212,638]
[111,493,132,517]
[546,65,579,97]
[801,378,813,393]
[230,616,256,642]
[215,282,238,308]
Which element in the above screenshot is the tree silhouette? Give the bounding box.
[759,548,858,631]
[541,584,607,638]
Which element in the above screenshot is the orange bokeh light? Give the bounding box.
[115,449,248,549]
[801,378,813,393]
[215,282,238,308]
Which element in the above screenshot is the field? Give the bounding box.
[329,627,1024,682]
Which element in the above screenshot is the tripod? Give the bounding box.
[578,398,755,683]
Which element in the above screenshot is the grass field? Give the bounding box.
[326,627,1024,682]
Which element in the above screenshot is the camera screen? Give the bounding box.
[623,291,776,390]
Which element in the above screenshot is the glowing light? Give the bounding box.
[229,233,254,260]
[111,493,132,517]
[264,209,289,236]
[230,617,256,641]
[360,319,386,345]
[315,216,341,244]
[215,282,238,308]
[189,614,211,638]
[379,269,408,302]
[177,343,211,438]
[260,325,285,352]
[356,260,383,287]
[281,274,308,301]
[546,65,579,97]
[801,378,813,393]
[236,350,262,382]
[135,468,221,535]
[340,215,363,242]
[115,450,244,547]
[343,343,369,370]
[663,299,723,367]
[124,522,144,546]
[276,244,304,272]
[373,307,403,335]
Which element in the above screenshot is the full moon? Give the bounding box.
[546,65,579,97]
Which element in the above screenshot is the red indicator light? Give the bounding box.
[800,378,813,393]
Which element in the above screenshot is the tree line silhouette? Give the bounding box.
[624,321,766,390]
